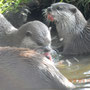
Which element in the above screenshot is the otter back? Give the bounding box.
[0,47,75,89]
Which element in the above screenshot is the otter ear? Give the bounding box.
[48,27,52,31]
[26,31,32,36]
[70,8,77,13]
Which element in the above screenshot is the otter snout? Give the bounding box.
[44,46,51,52]
[45,7,55,22]
[47,7,52,12]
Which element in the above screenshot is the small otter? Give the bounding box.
[0,47,75,90]
[45,2,90,55]
[0,13,51,53]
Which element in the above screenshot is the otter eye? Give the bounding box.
[70,8,77,13]
[56,7,62,10]
[26,31,32,36]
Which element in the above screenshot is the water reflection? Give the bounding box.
[52,52,90,90]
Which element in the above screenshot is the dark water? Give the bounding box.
[52,51,90,90]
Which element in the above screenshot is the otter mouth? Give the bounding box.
[35,49,52,61]
[47,14,54,22]
[44,52,52,61]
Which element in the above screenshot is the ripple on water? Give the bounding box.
[52,53,90,90]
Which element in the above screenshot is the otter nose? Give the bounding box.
[44,46,51,52]
[47,7,52,12]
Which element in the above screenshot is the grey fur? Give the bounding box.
[0,47,75,90]
[46,2,90,55]
[0,14,51,52]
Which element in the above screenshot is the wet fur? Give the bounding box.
[46,2,90,55]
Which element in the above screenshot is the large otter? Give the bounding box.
[0,13,51,53]
[0,47,75,90]
[45,2,90,55]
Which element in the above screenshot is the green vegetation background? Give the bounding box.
[0,0,30,13]
[0,0,90,18]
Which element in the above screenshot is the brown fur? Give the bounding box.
[0,47,75,90]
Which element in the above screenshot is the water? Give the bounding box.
[52,52,90,90]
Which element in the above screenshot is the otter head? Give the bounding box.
[45,2,88,55]
[17,21,52,60]
[45,2,87,37]
[46,2,77,23]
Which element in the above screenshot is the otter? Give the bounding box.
[45,2,90,55]
[0,13,18,37]
[0,47,75,90]
[0,13,51,53]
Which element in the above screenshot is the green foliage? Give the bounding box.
[63,0,90,7]
[75,0,90,17]
[60,0,90,9]
[61,0,90,8]
[0,0,31,13]
[60,0,63,2]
